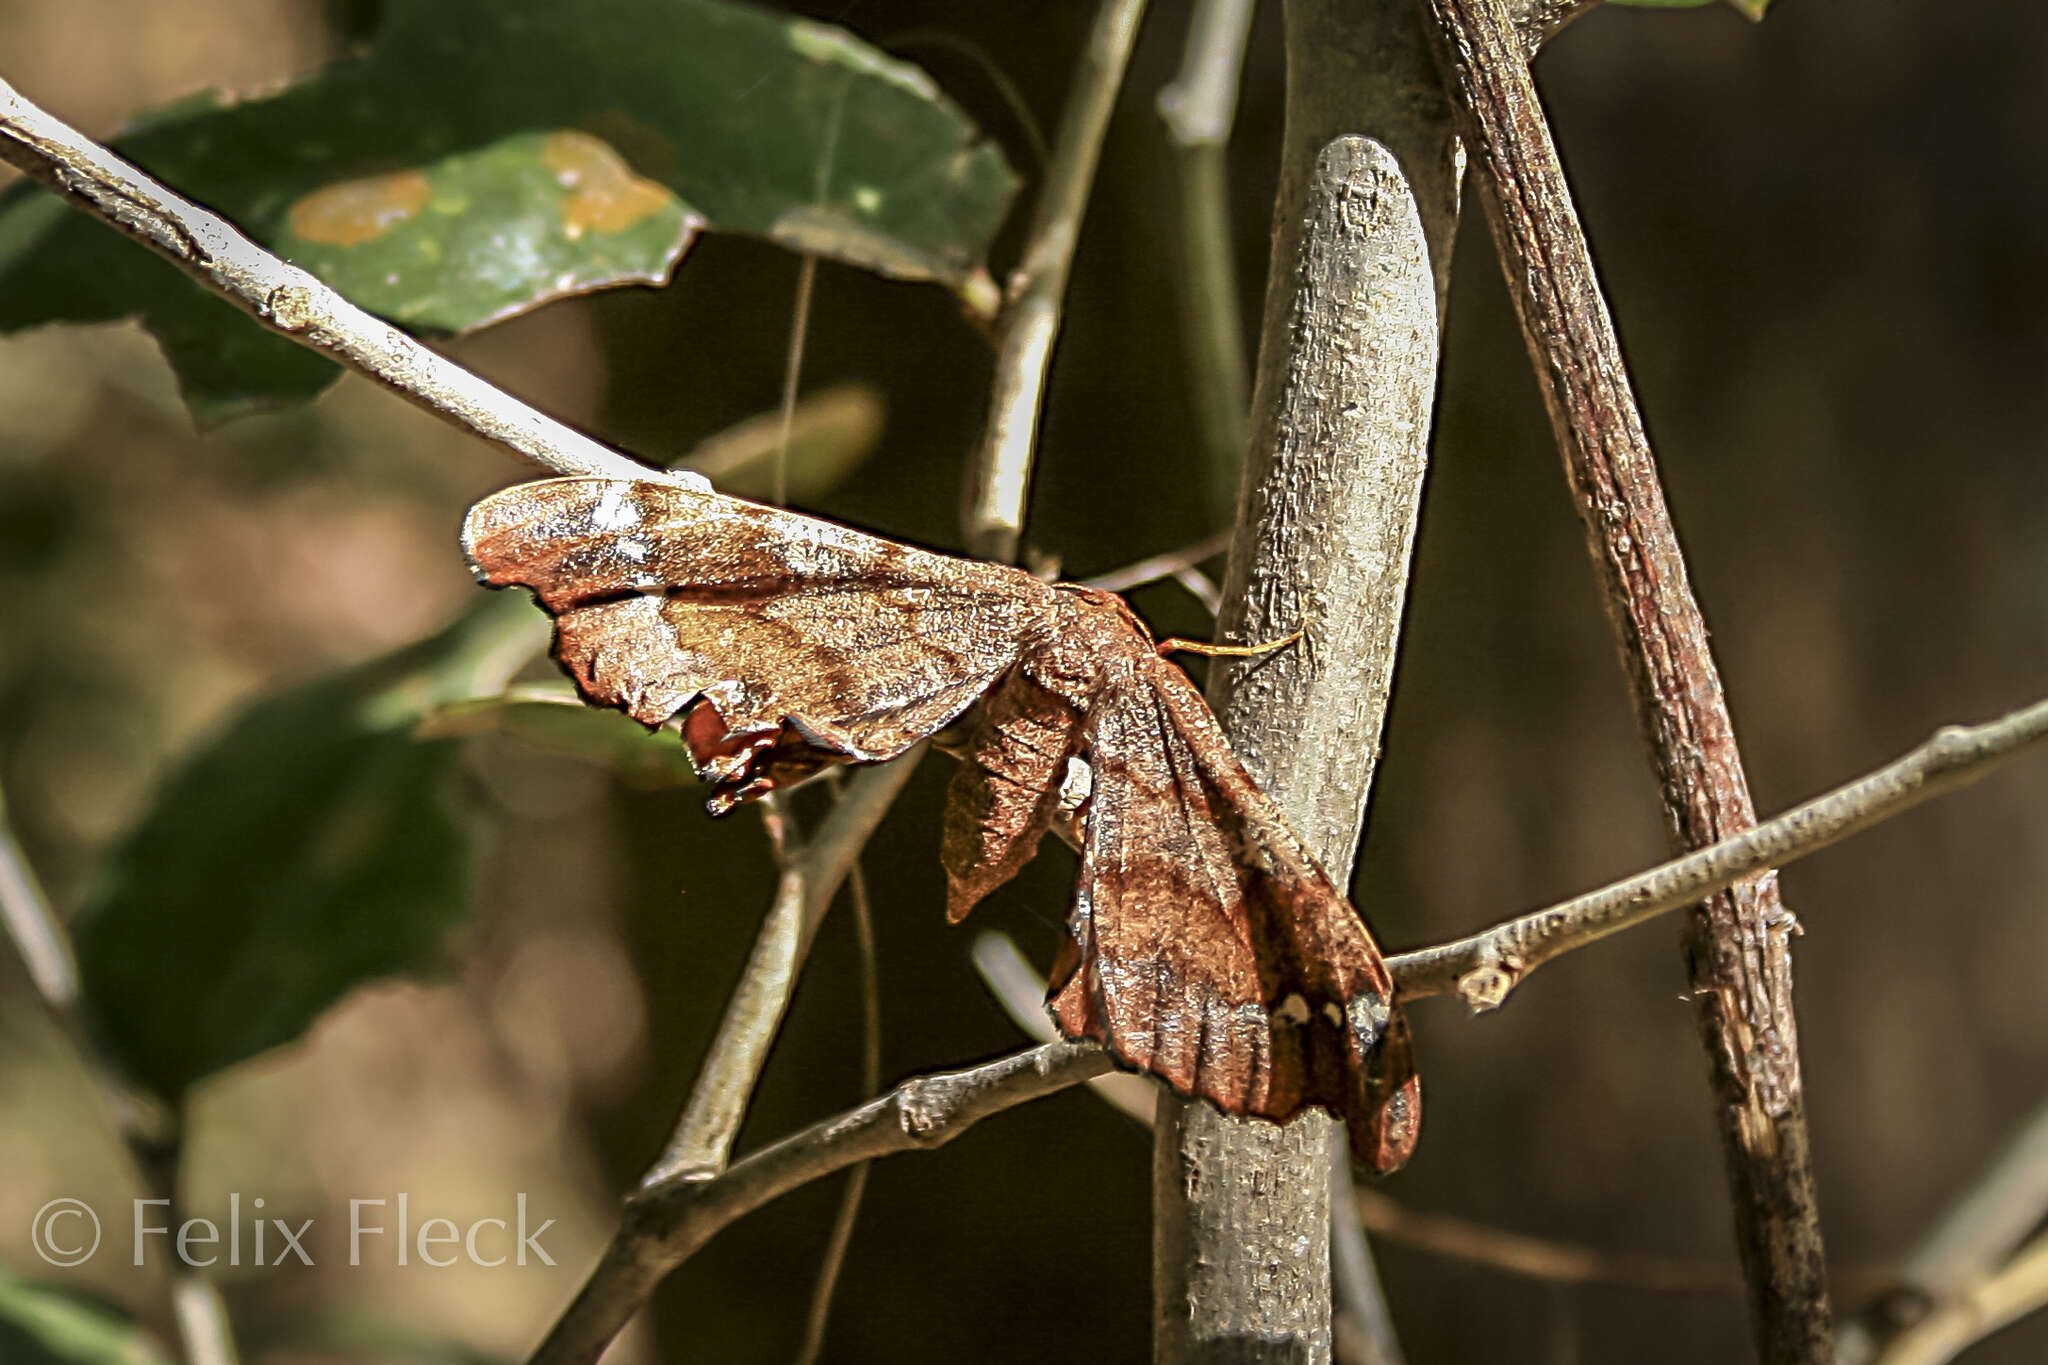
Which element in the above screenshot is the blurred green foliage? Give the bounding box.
[70,595,547,1099]
[0,1269,167,1365]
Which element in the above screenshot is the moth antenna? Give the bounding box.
[1155,627,1306,661]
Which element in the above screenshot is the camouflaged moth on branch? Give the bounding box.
[461,478,1420,1170]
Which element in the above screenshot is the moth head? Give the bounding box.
[683,696,855,815]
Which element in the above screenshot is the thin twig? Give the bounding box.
[773,254,821,507]
[528,1039,1115,1365]
[646,860,808,1183]
[1840,1090,2048,1362]
[972,934,1742,1299]
[1156,0,1257,523]
[1867,1229,2048,1365]
[541,677,2048,1365]
[1417,0,1832,1355]
[0,76,692,489]
[972,929,1159,1122]
[1174,564,1224,615]
[1081,528,1232,596]
[793,862,880,1365]
[0,783,76,1014]
[1331,1155,1405,1365]
[1390,696,2048,1006]
[0,783,230,1365]
[1354,1189,1740,1294]
[545,753,918,1364]
[640,755,921,1188]
[963,0,1149,558]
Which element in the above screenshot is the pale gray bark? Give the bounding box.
[1155,133,1438,1365]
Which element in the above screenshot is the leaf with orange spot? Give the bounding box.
[273,131,699,332]
[0,0,1018,420]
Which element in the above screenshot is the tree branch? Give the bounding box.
[1391,696,2048,1005]
[534,616,2048,1365]
[963,0,1149,559]
[1156,0,1258,523]
[1840,1087,2048,1362]
[1867,1230,2048,1365]
[0,75,691,488]
[527,1039,1114,1365]
[640,754,921,1188]
[1153,128,1440,1364]
[1416,0,1833,1356]
[793,862,881,1365]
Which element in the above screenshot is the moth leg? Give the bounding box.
[1154,627,1305,661]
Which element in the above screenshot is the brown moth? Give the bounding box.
[462,478,1419,1170]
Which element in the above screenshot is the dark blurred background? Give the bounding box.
[4,1,2047,1361]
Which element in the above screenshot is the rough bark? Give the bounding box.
[1416,0,1832,1358]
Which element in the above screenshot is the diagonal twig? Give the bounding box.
[793,860,881,1365]
[1866,1229,2048,1365]
[1081,529,1233,597]
[528,1039,1115,1365]
[963,0,1150,559]
[537,677,2048,1365]
[0,75,691,489]
[639,754,921,1187]
[976,690,2048,1025]
[1840,1088,2048,1363]
[1417,0,1833,1356]
[1392,696,2048,1006]
[538,754,921,1362]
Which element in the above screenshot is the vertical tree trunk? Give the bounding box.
[1153,125,1443,1365]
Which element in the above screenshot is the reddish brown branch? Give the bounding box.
[1416,0,1832,1359]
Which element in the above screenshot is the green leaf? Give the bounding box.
[0,0,1018,418]
[71,594,550,1099]
[273,131,700,334]
[0,1269,169,1365]
[419,683,704,791]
